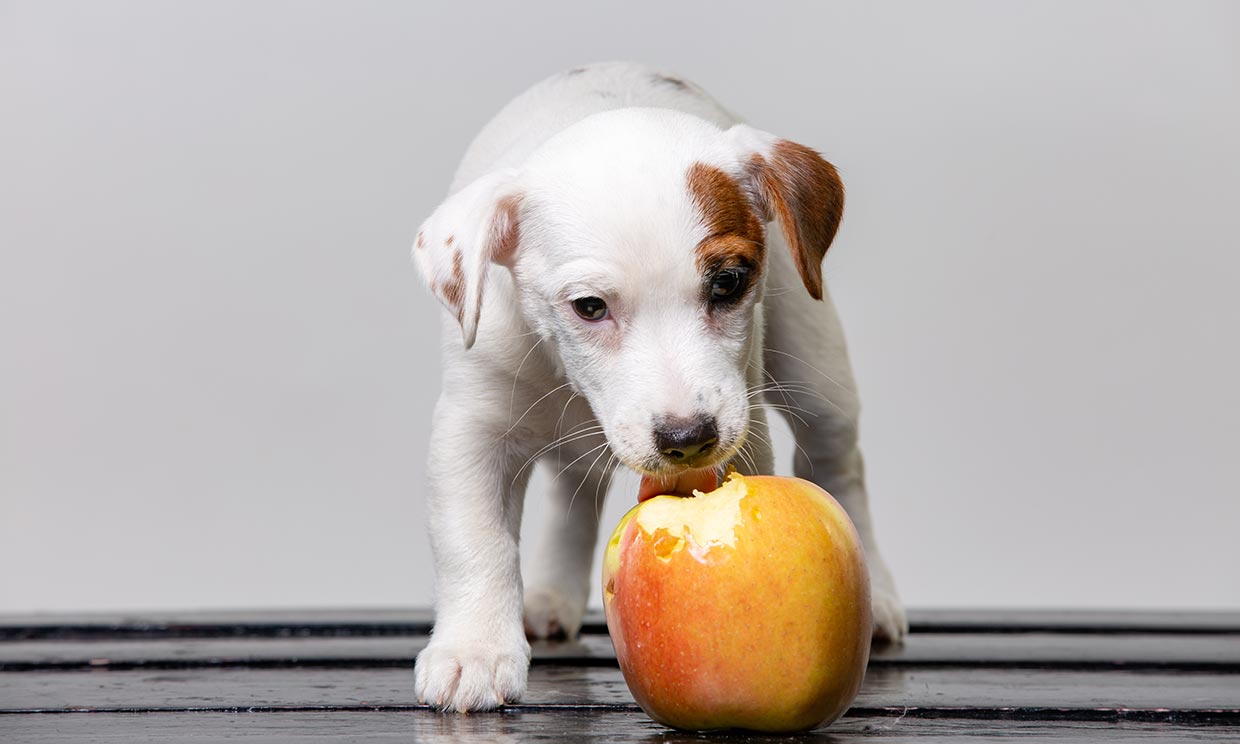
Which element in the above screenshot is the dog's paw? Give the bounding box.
[523,586,585,641]
[414,636,530,712]
[871,584,909,644]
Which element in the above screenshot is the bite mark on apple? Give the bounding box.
[634,472,749,561]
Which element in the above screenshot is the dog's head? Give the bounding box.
[414,110,843,479]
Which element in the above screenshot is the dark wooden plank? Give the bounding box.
[4,608,1236,641]
[866,632,1240,670]
[2,666,1237,717]
[907,609,1240,635]
[0,710,1237,742]
[0,609,437,641]
[2,631,1238,672]
[0,636,606,670]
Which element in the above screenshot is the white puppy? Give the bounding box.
[412,62,906,713]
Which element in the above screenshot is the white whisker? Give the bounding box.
[565,442,611,517]
[764,348,856,396]
[510,425,605,488]
[594,452,618,520]
[507,337,546,422]
[496,381,574,442]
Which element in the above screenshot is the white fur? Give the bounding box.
[411,62,906,713]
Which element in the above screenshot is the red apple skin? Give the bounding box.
[602,474,871,732]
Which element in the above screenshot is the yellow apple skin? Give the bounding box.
[602,473,871,732]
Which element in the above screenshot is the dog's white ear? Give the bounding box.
[413,169,522,349]
[726,124,845,300]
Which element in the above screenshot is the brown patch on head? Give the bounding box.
[745,141,845,300]
[444,234,455,247]
[686,163,766,276]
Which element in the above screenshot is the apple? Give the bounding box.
[602,471,871,732]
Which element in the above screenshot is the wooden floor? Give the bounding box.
[1,609,1238,741]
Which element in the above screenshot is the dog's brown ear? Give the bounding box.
[728,125,845,300]
[413,169,522,349]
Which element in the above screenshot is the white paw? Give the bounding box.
[414,636,530,712]
[871,584,908,644]
[523,586,585,640]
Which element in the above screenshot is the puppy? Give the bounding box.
[412,62,906,713]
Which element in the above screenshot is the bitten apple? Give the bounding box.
[602,472,871,732]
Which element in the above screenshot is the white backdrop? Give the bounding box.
[2,1,1237,614]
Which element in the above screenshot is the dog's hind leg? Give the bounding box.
[762,234,908,643]
[522,413,615,640]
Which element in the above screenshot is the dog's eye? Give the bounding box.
[572,296,609,321]
[710,267,750,302]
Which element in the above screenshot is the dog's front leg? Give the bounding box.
[415,394,533,712]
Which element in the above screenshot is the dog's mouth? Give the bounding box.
[636,467,720,502]
[627,423,754,502]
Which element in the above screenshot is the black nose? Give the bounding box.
[654,415,718,462]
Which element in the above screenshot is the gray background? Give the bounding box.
[2,1,1237,614]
